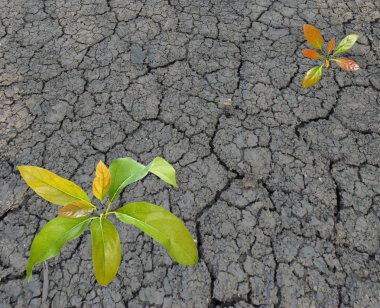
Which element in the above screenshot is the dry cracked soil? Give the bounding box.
[1,0,380,307]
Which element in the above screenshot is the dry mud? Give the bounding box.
[0,0,379,307]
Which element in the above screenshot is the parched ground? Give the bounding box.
[1,0,379,307]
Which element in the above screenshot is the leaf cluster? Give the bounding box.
[302,24,360,88]
[18,157,198,286]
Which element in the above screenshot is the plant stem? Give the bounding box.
[105,211,116,217]
[42,262,49,306]
[105,201,113,214]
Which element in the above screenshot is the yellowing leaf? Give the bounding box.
[302,65,323,88]
[27,217,90,279]
[149,157,177,188]
[304,24,323,50]
[325,59,330,70]
[303,49,321,60]
[334,57,359,71]
[58,200,95,218]
[18,166,90,206]
[92,161,111,202]
[327,38,335,54]
[334,34,359,55]
[91,217,121,286]
[115,202,198,266]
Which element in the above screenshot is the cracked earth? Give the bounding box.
[1,0,379,307]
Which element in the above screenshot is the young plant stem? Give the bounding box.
[105,201,113,214]
[42,262,49,307]
[105,211,116,217]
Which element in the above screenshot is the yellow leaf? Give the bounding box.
[58,200,95,218]
[92,161,111,202]
[18,166,90,206]
[302,65,323,88]
[325,59,330,70]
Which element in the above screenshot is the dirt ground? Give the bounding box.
[1,0,379,307]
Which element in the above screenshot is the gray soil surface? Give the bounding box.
[1,0,379,307]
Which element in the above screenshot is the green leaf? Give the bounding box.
[108,157,177,202]
[148,157,177,188]
[115,202,198,266]
[302,65,323,88]
[333,34,359,55]
[26,217,90,279]
[18,166,90,206]
[91,217,121,286]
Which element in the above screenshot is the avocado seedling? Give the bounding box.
[18,157,198,286]
[302,24,360,88]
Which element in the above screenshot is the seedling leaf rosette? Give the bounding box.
[18,157,198,286]
[302,24,360,88]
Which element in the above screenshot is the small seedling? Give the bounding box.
[302,24,360,88]
[18,157,198,286]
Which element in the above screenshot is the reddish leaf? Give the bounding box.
[327,38,335,54]
[304,24,323,50]
[334,57,359,71]
[58,200,95,218]
[302,65,323,88]
[303,49,321,60]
